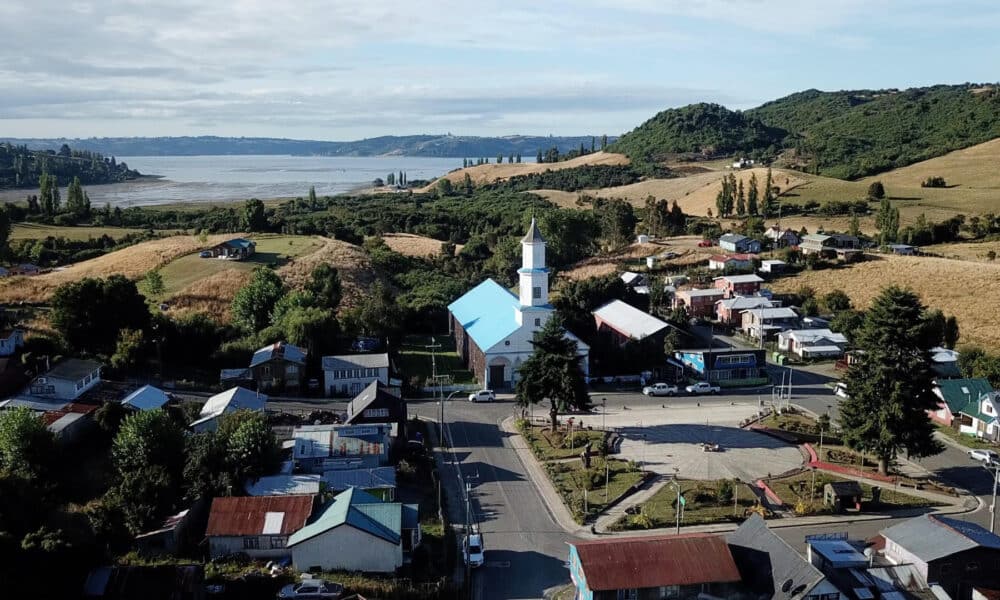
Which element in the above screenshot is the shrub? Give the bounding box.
[921,176,947,188]
[717,480,734,504]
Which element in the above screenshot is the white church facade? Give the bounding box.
[447,219,589,390]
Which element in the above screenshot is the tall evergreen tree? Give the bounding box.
[590,137,596,153]
[876,197,900,244]
[514,316,590,431]
[747,172,759,215]
[601,135,607,150]
[839,286,944,475]
[516,153,522,163]
[536,150,543,163]
[761,168,775,218]
[308,185,317,204]
[463,173,474,197]
[39,173,54,215]
[736,178,746,217]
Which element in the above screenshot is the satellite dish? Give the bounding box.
[781,580,794,593]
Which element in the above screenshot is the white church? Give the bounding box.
[448,218,590,390]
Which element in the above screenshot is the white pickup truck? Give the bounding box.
[642,383,678,397]
[685,381,721,395]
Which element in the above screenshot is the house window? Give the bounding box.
[505,340,510,346]
[534,318,541,327]
[243,537,261,550]
[617,590,638,600]
[286,365,298,376]
[966,561,980,572]
[269,536,288,549]
[659,585,680,598]
[262,366,271,377]
[364,408,389,418]
[532,286,541,299]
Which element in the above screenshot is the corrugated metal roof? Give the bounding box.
[287,488,401,547]
[245,474,322,496]
[720,234,748,243]
[46,359,102,381]
[346,382,401,421]
[593,300,669,340]
[571,533,741,591]
[121,385,170,411]
[321,467,397,491]
[781,329,848,344]
[199,386,266,419]
[882,515,1000,562]
[205,495,314,536]
[322,353,390,371]
[250,342,306,367]
[447,279,522,351]
[293,424,391,459]
[717,274,764,284]
[678,288,726,298]
[727,515,826,599]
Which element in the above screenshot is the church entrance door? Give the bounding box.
[488,365,507,390]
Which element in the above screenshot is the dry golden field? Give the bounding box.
[920,240,1000,262]
[381,233,462,257]
[0,234,236,303]
[769,254,1000,348]
[559,236,713,281]
[166,269,254,323]
[276,237,376,311]
[416,151,629,192]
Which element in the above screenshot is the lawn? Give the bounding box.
[610,479,760,531]
[520,423,606,461]
[397,335,475,388]
[936,424,1000,450]
[10,222,153,241]
[157,234,321,297]
[768,471,941,515]
[546,457,647,523]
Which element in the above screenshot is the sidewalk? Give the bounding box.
[502,415,978,540]
[424,419,468,589]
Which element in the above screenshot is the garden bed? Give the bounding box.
[608,479,764,531]
[519,422,606,461]
[768,471,943,515]
[545,458,647,524]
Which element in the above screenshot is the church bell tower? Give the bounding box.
[518,218,549,308]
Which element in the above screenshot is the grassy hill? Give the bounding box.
[611,84,1000,180]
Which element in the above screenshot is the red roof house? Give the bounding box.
[206,495,315,560]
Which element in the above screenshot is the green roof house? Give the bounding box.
[287,488,420,573]
[930,378,999,441]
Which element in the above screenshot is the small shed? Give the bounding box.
[637,234,650,244]
[823,481,863,513]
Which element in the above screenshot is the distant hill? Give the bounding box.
[0,142,141,190]
[611,84,1000,180]
[1,134,615,159]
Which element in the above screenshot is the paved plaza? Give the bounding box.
[565,400,804,481]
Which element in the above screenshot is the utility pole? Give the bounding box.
[987,463,1000,534]
[465,482,473,599]
[426,338,443,446]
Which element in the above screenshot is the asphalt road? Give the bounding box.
[407,375,998,600]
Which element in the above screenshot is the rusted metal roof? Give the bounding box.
[205,495,314,536]
[571,533,741,591]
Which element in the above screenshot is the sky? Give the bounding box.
[2,0,999,140]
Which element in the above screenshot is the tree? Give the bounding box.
[112,409,185,478]
[308,186,317,204]
[849,214,861,238]
[867,181,886,200]
[514,316,590,431]
[0,205,11,257]
[275,306,337,355]
[242,198,267,232]
[305,263,342,311]
[943,315,960,349]
[839,286,944,474]
[736,178,746,217]
[0,407,54,477]
[143,270,165,296]
[822,289,852,313]
[230,267,285,332]
[876,197,899,244]
[594,198,636,249]
[50,275,151,355]
[39,173,55,215]
[65,176,87,218]
[110,328,146,372]
[601,135,608,150]
[437,178,454,197]
[345,282,403,342]
[761,168,775,218]
[747,172,759,215]
[222,410,279,484]
[463,172,473,196]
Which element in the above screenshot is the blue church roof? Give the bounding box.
[448,279,521,352]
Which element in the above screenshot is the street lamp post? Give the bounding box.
[987,463,1000,534]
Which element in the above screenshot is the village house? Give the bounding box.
[672,288,726,318]
[715,296,774,326]
[713,274,764,298]
[592,300,671,347]
[764,226,800,248]
[929,378,999,440]
[120,384,171,411]
[880,514,1000,600]
[207,238,256,260]
[759,259,787,274]
[244,474,322,497]
[620,271,647,289]
[205,495,314,560]
[249,341,306,392]
[568,533,744,600]
[708,254,754,272]
[292,423,392,472]
[10,263,40,276]
[321,466,397,501]
[343,380,407,435]
[800,234,863,262]
[29,358,103,403]
[719,233,761,254]
[777,328,848,359]
[448,219,589,390]
[41,402,99,444]
[741,307,801,341]
[322,353,390,397]
[0,327,24,357]
[887,243,917,255]
[287,488,421,573]
[134,508,199,557]
[674,348,768,384]
[190,386,267,432]
[932,346,963,378]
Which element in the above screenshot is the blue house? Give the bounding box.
[718,234,761,254]
[674,348,767,383]
[448,219,589,389]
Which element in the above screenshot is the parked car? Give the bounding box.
[464,533,485,568]
[685,382,720,395]
[642,383,678,397]
[968,449,1000,465]
[199,250,213,258]
[351,337,380,352]
[469,389,495,403]
[834,382,849,399]
[277,580,343,599]
[697,239,713,247]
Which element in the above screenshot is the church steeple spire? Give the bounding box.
[518,218,548,307]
